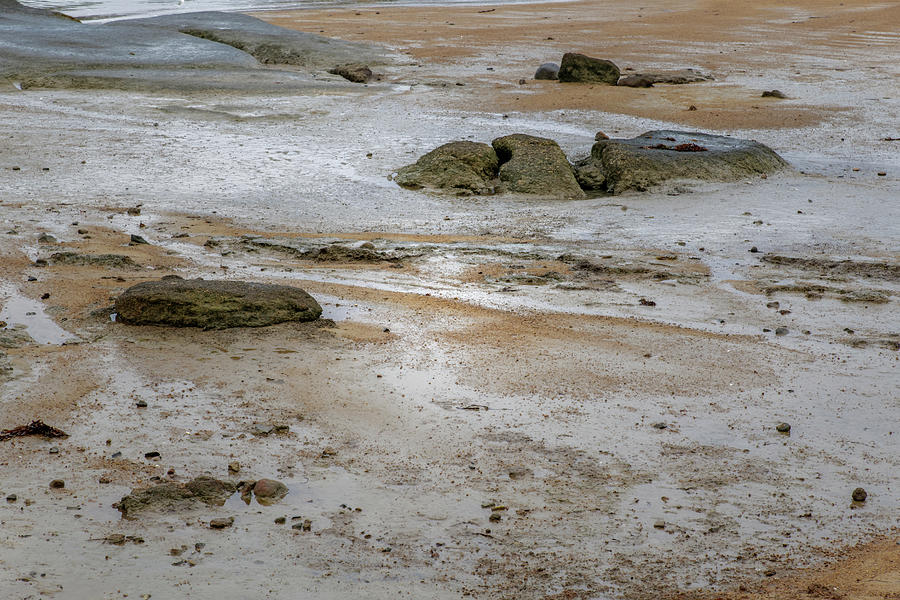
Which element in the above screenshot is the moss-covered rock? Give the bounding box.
[558,53,620,84]
[491,134,585,198]
[573,130,788,194]
[395,141,499,195]
[114,276,322,329]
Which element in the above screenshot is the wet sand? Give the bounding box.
[1,0,898,598]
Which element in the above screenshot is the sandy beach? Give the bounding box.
[0,0,898,598]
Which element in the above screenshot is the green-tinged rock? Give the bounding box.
[492,134,585,198]
[574,130,788,194]
[558,52,620,84]
[395,141,499,195]
[114,276,322,329]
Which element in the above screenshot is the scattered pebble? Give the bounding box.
[653,520,665,529]
[775,327,789,336]
[651,422,668,429]
[228,461,241,474]
[749,246,759,253]
[776,422,791,433]
[49,479,65,489]
[274,516,286,524]
[144,451,160,459]
[135,400,147,408]
[852,487,867,502]
[209,517,234,529]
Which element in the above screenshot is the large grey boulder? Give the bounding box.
[114,276,322,329]
[558,53,620,84]
[573,130,788,194]
[492,134,585,198]
[123,12,388,69]
[395,141,499,195]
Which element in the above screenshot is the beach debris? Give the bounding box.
[534,62,560,80]
[0,420,69,442]
[558,52,620,84]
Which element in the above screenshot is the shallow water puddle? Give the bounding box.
[0,284,77,345]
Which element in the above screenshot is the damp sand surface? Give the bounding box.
[0,0,899,598]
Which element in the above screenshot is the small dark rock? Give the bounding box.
[749,246,759,253]
[129,234,148,245]
[851,487,867,502]
[534,62,559,80]
[776,422,791,433]
[274,516,286,524]
[135,400,148,408]
[761,90,787,98]
[145,451,160,459]
[775,327,789,336]
[50,479,65,489]
[651,422,667,429]
[209,516,234,529]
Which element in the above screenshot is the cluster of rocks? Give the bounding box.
[532,52,713,88]
[395,130,787,197]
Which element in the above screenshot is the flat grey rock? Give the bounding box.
[124,12,389,69]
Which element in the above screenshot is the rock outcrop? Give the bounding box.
[114,276,322,329]
[557,53,620,84]
[573,130,788,194]
[395,141,499,195]
[492,134,585,198]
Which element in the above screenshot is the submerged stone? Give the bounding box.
[114,276,322,329]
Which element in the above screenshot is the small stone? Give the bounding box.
[127,207,141,216]
[105,533,126,545]
[50,479,65,489]
[651,422,667,429]
[291,519,312,531]
[49,447,59,454]
[209,517,234,529]
[761,90,787,98]
[489,512,501,522]
[749,246,759,253]
[6,494,16,502]
[775,327,789,336]
[766,301,780,309]
[130,234,148,245]
[851,487,867,502]
[877,172,886,177]
[776,422,791,433]
[764,569,777,577]
[595,131,609,141]
[144,451,160,459]
[653,520,665,529]
[518,78,526,85]
[135,400,147,408]
[274,516,286,524]
[227,461,241,474]
[99,476,111,484]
